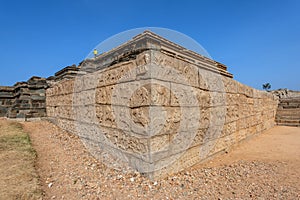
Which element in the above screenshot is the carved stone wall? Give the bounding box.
[0,31,279,178]
[46,42,278,178]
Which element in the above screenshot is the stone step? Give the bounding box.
[276,109,300,114]
[279,99,300,102]
[276,97,300,127]
[278,101,300,106]
[277,122,300,127]
[276,114,300,118]
[280,97,300,102]
[276,119,300,124]
[277,107,300,110]
[276,116,300,121]
[278,104,300,109]
[276,114,300,119]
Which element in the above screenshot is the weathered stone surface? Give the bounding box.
[150,82,171,106]
[170,83,199,107]
[275,97,300,126]
[43,31,279,179]
[0,77,49,118]
[54,65,80,81]
[222,76,238,93]
[113,80,151,107]
[95,86,114,105]
[97,61,136,87]
[196,89,211,108]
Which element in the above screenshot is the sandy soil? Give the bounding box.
[198,126,300,194]
[21,120,300,199]
[0,119,42,200]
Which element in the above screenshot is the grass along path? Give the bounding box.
[0,118,43,200]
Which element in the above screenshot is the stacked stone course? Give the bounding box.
[274,90,300,127]
[0,76,48,118]
[0,86,14,117]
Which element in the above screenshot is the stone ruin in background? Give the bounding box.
[272,89,300,127]
[0,31,286,178]
[0,76,48,118]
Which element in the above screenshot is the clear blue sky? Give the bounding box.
[0,0,299,90]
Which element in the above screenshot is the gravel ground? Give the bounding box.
[22,120,300,200]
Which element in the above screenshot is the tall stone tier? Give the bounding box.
[46,31,278,179]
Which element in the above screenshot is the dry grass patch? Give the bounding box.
[0,119,43,200]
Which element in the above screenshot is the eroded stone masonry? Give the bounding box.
[1,31,279,178]
[0,76,48,118]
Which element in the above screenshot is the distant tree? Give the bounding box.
[262,83,271,91]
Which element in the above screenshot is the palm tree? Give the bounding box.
[262,83,271,91]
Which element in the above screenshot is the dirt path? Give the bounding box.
[22,120,300,199]
[213,126,300,163]
[0,119,42,200]
[200,126,300,190]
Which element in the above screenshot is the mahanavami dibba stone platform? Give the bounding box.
[46,31,278,179]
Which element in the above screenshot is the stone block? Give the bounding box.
[155,107,181,135]
[198,72,209,90]
[173,59,199,87]
[97,126,149,155]
[135,51,152,67]
[225,93,239,106]
[95,85,113,105]
[191,126,223,148]
[73,89,95,106]
[74,72,98,92]
[96,79,171,107]
[149,134,170,153]
[196,89,211,108]
[199,69,225,92]
[222,121,237,137]
[130,106,150,128]
[46,106,54,117]
[222,76,238,93]
[114,80,151,107]
[150,145,202,179]
[95,104,116,128]
[150,81,171,106]
[97,61,136,87]
[210,92,227,107]
[208,106,227,126]
[199,108,211,129]
[170,83,199,107]
[208,133,236,156]
[225,105,239,123]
